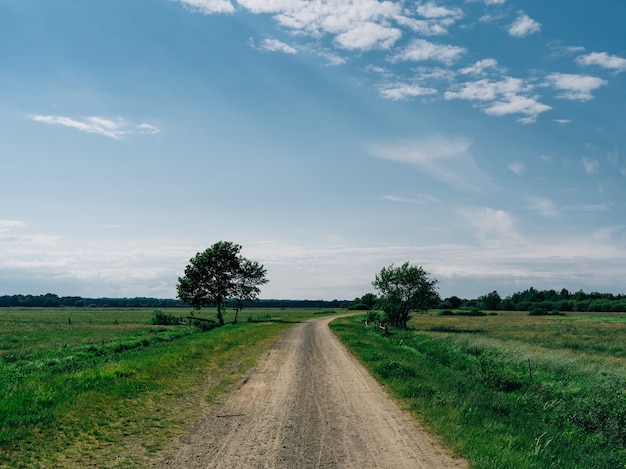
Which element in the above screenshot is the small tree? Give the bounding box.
[372,262,439,329]
[232,259,268,324]
[177,241,268,326]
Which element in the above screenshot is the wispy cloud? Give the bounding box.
[508,11,541,37]
[576,52,626,72]
[459,206,526,246]
[368,135,496,192]
[378,82,437,101]
[508,161,525,175]
[383,194,441,205]
[0,220,25,232]
[582,157,600,175]
[527,197,558,217]
[30,115,160,139]
[547,73,607,101]
[178,0,234,14]
[253,37,298,54]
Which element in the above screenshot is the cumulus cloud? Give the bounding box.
[445,77,551,123]
[334,22,401,50]
[547,73,607,101]
[30,115,160,139]
[368,135,496,192]
[508,11,541,37]
[393,39,465,65]
[417,2,463,20]
[576,52,626,72]
[484,94,551,124]
[458,58,500,75]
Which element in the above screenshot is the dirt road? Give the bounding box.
[156,316,466,468]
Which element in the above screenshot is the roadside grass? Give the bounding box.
[0,307,334,468]
[330,310,626,469]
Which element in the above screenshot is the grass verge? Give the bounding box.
[330,312,626,469]
[0,308,334,468]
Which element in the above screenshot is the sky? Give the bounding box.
[1,0,626,301]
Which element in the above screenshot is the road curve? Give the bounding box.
[156,315,466,468]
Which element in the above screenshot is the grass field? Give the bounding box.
[330,310,626,469]
[0,307,336,468]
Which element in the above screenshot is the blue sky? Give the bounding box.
[1,0,626,300]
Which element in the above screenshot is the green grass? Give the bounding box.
[0,307,336,468]
[331,310,626,469]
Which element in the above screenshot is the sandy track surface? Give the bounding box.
[155,316,466,468]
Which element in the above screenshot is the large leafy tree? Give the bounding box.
[177,241,268,326]
[372,262,439,329]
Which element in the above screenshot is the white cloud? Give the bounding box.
[238,0,405,51]
[417,2,463,20]
[258,38,298,54]
[379,82,437,101]
[484,0,506,4]
[137,123,161,135]
[576,52,626,72]
[393,39,465,65]
[445,77,551,123]
[547,73,607,101]
[368,135,496,192]
[582,157,599,175]
[553,119,571,124]
[30,115,160,139]
[459,206,526,247]
[483,94,551,124]
[445,77,524,101]
[178,0,234,14]
[0,220,25,232]
[508,161,525,175]
[527,197,558,217]
[334,22,401,50]
[508,11,541,37]
[458,58,499,76]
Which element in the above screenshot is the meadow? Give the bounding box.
[330,310,626,468]
[0,307,334,468]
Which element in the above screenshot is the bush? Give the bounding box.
[150,310,179,325]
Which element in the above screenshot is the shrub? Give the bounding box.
[150,310,178,325]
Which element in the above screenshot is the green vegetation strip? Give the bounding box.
[0,308,319,468]
[330,313,626,469]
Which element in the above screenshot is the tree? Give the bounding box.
[372,262,439,329]
[478,290,501,310]
[232,259,268,324]
[176,241,268,326]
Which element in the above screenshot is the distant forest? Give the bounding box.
[438,288,626,313]
[0,293,348,310]
[2,288,626,313]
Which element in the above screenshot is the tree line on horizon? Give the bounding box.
[3,288,626,313]
[349,287,626,314]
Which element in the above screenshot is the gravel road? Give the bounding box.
[155,315,466,468]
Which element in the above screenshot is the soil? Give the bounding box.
[154,315,467,468]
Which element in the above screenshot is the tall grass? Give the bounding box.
[331,311,626,468]
[0,307,334,467]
